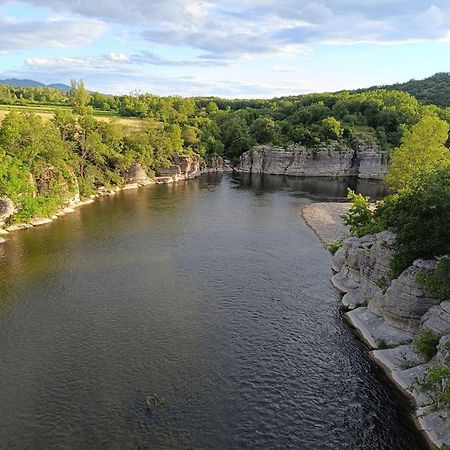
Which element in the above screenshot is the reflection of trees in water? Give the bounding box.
[232,173,387,200]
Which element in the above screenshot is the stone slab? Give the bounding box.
[346,307,414,349]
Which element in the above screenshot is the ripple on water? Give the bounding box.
[0,174,426,449]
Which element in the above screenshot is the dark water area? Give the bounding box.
[234,173,388,200]
[0,174,425,449]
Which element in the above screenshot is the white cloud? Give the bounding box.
[104,53,130,62]
[0,17,106,50]
[17,0,450,58]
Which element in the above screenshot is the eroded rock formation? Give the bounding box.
[332,233,450,447]
[237,141,387,180]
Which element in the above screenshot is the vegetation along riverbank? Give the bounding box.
[300,112,450,447]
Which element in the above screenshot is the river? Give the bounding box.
[0,174,426,449]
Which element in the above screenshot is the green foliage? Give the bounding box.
[419,364,450,411]
[70,79,93,115]
[341,189,382,237]
[365,72,450,108]
[327,241,342,254]
[379,169,450,277]
[250,117,279,144]
[417,258,450,301]
[414,329,440,361]
[386,115,450,192]
[320,117,343,140]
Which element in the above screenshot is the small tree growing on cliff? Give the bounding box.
[342,189,378,237]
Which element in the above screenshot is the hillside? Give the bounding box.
[0,78,71,92]
[363,72,450,107]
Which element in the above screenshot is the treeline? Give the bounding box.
[362,72,450,108]
[0,84,68,106]
[114,89,450,160]
[1,76,450,163]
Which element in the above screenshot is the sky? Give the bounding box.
[0,0,449,98]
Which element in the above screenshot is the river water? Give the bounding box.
[0,174,426,449]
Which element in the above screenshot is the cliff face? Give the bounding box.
[332,233,450,447]
[238,142,387,180]
[155,155,231,183]
[332,232,446,335]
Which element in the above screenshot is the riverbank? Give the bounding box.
[0,162,230,239]
[301,201,449,449]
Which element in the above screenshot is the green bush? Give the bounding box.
[327,241,342,254]
[419,365,450,411]
[379,169,450,277]
[413,329,440,361]
[341,189,384,237]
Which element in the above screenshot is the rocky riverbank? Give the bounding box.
[0,155,231,238]
[237,141,388,180]
[301,202,450,448]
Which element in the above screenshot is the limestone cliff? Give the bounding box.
[332,233,450,447]
[237,141,387,180]
[155,154,230,183]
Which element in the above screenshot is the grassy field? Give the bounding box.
[0,105,141,129]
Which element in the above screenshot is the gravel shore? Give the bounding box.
[301,202,351,246]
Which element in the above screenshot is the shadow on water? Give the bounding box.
[232,172,387,200]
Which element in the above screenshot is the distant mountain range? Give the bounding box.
[0,78,71,92]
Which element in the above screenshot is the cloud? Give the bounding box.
[0,17,106,50]
[24,51,226,70]
[16,0,450,58]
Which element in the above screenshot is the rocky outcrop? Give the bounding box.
[125,163,152,185]
[155,154,230,183]
[203,155,230,173]
[237,141,387,180]
[420,301,450,337]
[331,232,450,446]
[373,260,441,333]
[0,197,14,221]
[333,233,446,334]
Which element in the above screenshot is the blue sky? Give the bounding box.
[0,0,449,97]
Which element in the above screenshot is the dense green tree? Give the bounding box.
[386,115,450,192]
[70,79,93,115]
[250,117,279,144]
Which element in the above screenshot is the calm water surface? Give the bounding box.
[0,174,426,449]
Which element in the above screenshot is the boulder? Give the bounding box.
[30,217,53,226]
[0,197,14,221]
[125,163,151,185]
[375,260,441,333]
[420,301,450,337]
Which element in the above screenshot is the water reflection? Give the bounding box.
[233,173,387,199]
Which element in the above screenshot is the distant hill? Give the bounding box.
[0,78,71,92]
[363,72,450,108]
